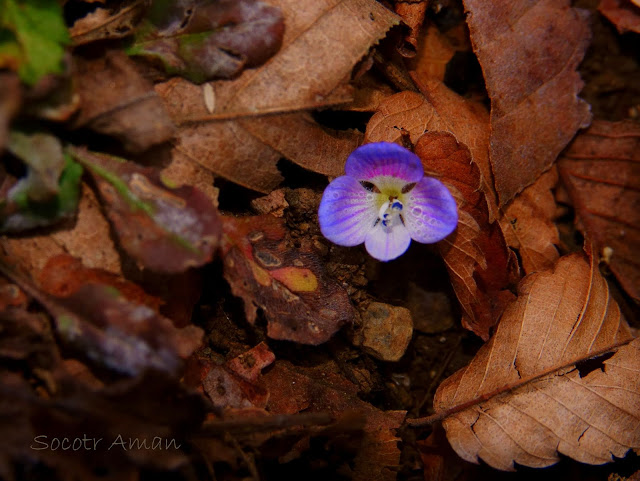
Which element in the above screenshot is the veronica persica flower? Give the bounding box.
[318,142,458,261]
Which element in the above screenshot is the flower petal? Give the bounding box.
[364,220,412,261]
[318,176,379,247]
[402,177,458,243]
[345,142,424,184]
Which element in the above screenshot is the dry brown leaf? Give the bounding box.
[394,1,428,57]
[156,0,398,192]
[415,132,518,340]
[72,50,175,153]
[407,25,456,82]
[463,0,592,205]
[499,167,560,274]
[433,249,636,471]
[599,0,640,34]
[558,120,640,301]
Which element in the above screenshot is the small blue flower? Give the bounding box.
[318,142,458,261]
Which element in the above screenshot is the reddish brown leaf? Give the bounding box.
[263,361,406,481]
[38,254,162,311]
[407,25,457,82]
[415,132,518,340]
[599,0,640,34]
[498,167,560,274]
[394,1,428,57]
[558,120,640,301]
[69,146,222,273]
[221,215,355,345]
[72,50,175,153]
[463,0,592,204]
[433,249,635,470]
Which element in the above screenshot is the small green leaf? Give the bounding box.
[0,0,69,85]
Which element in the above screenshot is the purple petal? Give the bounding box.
[345,142,424,184]
[403,177,458,243]
[318,176,379,247]
[364,221,412,261]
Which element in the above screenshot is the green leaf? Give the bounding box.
[0,0,69,85]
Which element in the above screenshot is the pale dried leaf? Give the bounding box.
[434,250,636,471]
[499,167,560,274]
[70,1,147,46]
[558,120,640,301]
[599,0,640,34]
[463,0,592,204]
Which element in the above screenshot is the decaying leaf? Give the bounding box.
[263,361,406,481]
[415,132,518,340]
[433,249,636,471]
[558,120,640,301]
[498,167,560,274]
[0,73,21,152]
[69,0,148,46]
[129,0,284,83]
[156,0,398,192]
[407,25,457,83]
[69,146,222,273]
[72,50,175,153]
[1,131,82,232]
[221,215,355,344]
[394,1,428,57]
[599,0,640,34]
[463,0,592,205]
[0,258,203,377]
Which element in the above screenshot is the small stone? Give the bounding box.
[359,302,413,362]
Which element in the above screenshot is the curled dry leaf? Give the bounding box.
[407,25,457,83]
[221,215,355,345]
[558,120,640,301]
[498,167,560,274]
[263,361,406,481]
[69,0,148,46]
[129,0,284,83]
[69,146,222,273]
[415,132,518,340]
[433,249,636,471]
[72,50,175,153]
[155,0,398,192]
[463,0,592,205]
[394,1,428,57]
[598,0,640,34]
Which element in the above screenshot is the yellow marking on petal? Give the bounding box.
[270,267,318,292]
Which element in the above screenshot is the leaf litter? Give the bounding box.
[0,0,639,480]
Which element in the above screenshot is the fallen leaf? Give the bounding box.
[407,25,456,82]
[38,254,162,311]
[0,72,21,152]
[1,131,82,232]
[221,214,355,345]
[415,131,518,340]
[69,146,222,273]
[0,0,69,85]
[498,167,560,274]
[394,1,428,57]
[156,0,398,192]
[72,50,175,153]
[558,120,640,301]
[433,249,636,471]
[0,260,203,376]
[599,0,640,34]
[70,0,148,46]
[263,361,406,481]
[129,0,284,83]
[463,0,592,204]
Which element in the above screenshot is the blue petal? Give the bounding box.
[318,176,379,247]
[364,220,412,261]
[402,177,458,243]
[345,142,424,184]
